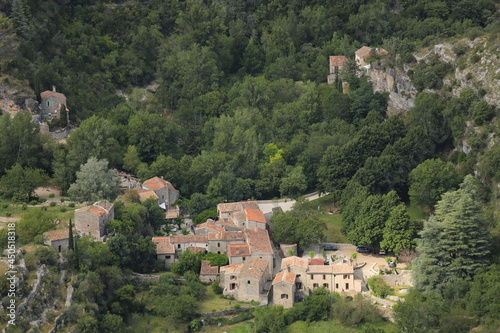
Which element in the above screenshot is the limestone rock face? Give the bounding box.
[0,84,37,116]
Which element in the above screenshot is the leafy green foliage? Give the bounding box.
[171,249,202,275]
[367,276,392,298]
[0,163,48,202]
[254,305,286,333]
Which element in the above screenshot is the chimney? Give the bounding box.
[52,86,56,92]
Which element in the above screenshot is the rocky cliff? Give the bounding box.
[0,84,38,116]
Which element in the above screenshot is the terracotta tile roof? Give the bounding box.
[152,237,175,254]
[273,271,296,285]
[220,263,244,275]
[143,177,178,192]
[307,265,334,274]
[187,246,206,253]
[217,201,259,214]
[330,56,347,67]
[331,263,354,274]
[216,219,242,230]
[196,221,225,233]
[239,258,268,279]
[355,46,372,58]
[75,205,109,217]
[308,258,325,266]
[281,256,308,270]
[244,208,266,223]
[233,211,246,224]
[45,228,73,241]
[170,235,208,244]
[208,231,245,241]
[228,244,251,257]
[137,189,159,202]
[95,200,113,211]
[165,208,179,219]
[200,260,219,275]
[40,90,66,100]
[245,228,273,254]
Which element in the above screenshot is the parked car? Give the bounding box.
[322,244,338,251]
[356,246,373,253]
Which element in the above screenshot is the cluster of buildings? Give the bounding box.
[44,176,363,308]
[327,45,388,84]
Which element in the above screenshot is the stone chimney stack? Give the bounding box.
[52,86,56,92]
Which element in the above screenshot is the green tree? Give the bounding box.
[270,200,326,251]
[16,210,56,244]
[10,0,34,40]
[254,305,286,333]
[380,204,419,255]
[409,159,461,208]
[171,249,202,275]
[100,314,125,333]
[367,275,392,298]
[122,145,142,174]
[68,157,121,203]
[0,163,48,202]
[412,175,491,294]
[279,166,307,198]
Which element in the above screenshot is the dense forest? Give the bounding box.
[0,0,499,332]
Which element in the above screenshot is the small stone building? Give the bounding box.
[40,87,67,119]
[207,231,245,254]
[74,200,114,239]
[44,228,73,253]
[272,271,296,309]
[244,208,267,230]
[220,258,270,303]
[200,260,220,283]
[327,56,347,84]
[142,177,179,210]
[355,46,388,69]
[152,236,176,268]
[170,235,208,253]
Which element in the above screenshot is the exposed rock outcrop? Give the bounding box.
[0,84,38,116]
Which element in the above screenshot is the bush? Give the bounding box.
[60,207,67,212]
[68,203,75,208]
[49,202,56,207]
[22,204,27,210]
[1,202,8,209]
[48,193,55,198]
[211,281,223,295]
[333,294,382,326]
[29,200,38,206]
[5,212,11,217]
[38,197,47,204]
[367,276,392,298]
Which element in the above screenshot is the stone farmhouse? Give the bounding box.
[138,176,180,218]
[273,256,362,308]
[43,228,73,253]
[355,46,388,69]
[200,260,220,283]
[152,236,176,268]
[74,200,114,239]
[40,86,67,119]
[327,55,347,84]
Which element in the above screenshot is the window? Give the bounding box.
[242,257,246,261]
[343,275,348,279]
[297,274,301,278]
[323,283,329,288]
[230,283,236,290]
[47,101,50,106]
[345,283,349,290]
[247,280,251,284]
[230,275,236,280]
[218,243,220,247]
[310,275,314,280]
[323,274,326,280]
[178,244,181,249]
[313,283,318,288]
[281,294,288,299]
[335,283,339,289]
[166,256,171,259]
[296,282,302,290]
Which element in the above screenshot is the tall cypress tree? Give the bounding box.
[413,175,491,294]
[68,218,74,251]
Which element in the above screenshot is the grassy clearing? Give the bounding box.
[288,320,397,333]
[0,204,79,224]
[199,285,254,313]
[307,194,349,244]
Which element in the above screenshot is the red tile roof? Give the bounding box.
[208,231,245,241]
[355,46,388,59]
[220,263,244,275]
[137,189,159,202]
[307,263,353,274]
[170,235,208,244]
[152,237,175,254]
[273,271,296,285]
[281,256,308,270]
[330,56,347,67]
[40,90,66,100]
[75,205,109,217]
[239,258,269,279]
[45,228,73,241]
[143,177,178,192]
[245,228,273,254]
[244,208,266,223]
[308,258,325,266]
[200,260,220,275]
[217,201,259,214]
[228,244,251,257]
[196,221,225,233]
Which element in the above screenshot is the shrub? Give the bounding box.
[211,281,223,295]
[1,202,8,209]
[48,193,55,198]
[38,197,47,204]
[68,203,75,208]
[5,212,11,217]
[21,204,27,210]
[60,207,67,212]
[367,276,392,298]
[49,202,56,207]
[29,200,38,206]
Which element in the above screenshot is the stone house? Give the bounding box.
[74,200,114,239]
[244,208,267,230]
[40,87,67,119]
[44,228,74,253]
[195,220,225,236]
[137,189,159,203]
[152,236,176,268]
[281,256,308,298]
[200,260,220,283]
[207,231,246,254]
[217,201,259,220]
[228,243,251,265]
[220,258,270,302]
[142,177,179,210]
[327,56,347,84]
[272,271,296,309]
[355,46,388,69]
[169,235,208,253]
[245,227,274,276]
